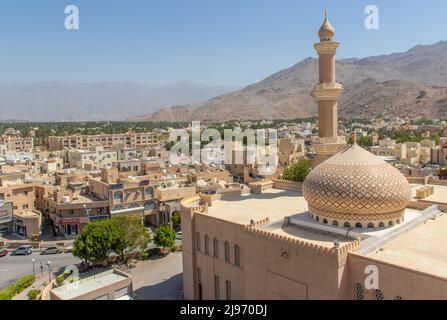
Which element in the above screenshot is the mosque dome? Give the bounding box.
[318,10,335,42]
[303,143,412,229]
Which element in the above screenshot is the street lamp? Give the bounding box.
[31,259,36,281]
[46,261,51,282]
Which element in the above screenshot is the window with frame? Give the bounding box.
[196,232,201,251]
[214,275,220,300]
[234,244,241,266]
[224,241,230,262]
[204,235,210,254]
[226,280,231,300]
[213,237,219,258]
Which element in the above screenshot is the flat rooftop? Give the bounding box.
[208,188,307,225]
[367,213,447,279]
[207,188,354,247]
[51,269,130,300]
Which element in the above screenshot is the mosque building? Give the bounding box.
[180,12,447,300]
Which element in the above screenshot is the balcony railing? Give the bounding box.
[314,82,343,90]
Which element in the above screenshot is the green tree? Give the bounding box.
[73,220,115,265]
[283,158,311,182]
[171,211,181,229]
[109,215,151,262]
[153,225,176,254]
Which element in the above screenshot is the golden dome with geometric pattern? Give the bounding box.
[303,143,412,229]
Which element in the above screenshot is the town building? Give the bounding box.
[0,135,34,152]
[48,132,159,151]
[49,269,133,300]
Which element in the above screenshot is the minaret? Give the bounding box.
[311,10,346,167]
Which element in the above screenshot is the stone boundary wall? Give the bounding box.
[407,176,447,186]
[248,180,273,194]
[272,178,302,191]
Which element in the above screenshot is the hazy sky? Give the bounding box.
[0,0,446,86]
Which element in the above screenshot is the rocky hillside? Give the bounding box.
[132,41,447,121]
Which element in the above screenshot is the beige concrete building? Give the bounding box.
[50,269,133,300]
[68,145,119,169]
[48,132,159,151]
[278,137,305,167]
[0,135,34,152]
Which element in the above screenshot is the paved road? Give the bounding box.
[127,252,183,300]
[0,252,81,289]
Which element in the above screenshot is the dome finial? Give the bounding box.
[318,9,335,42]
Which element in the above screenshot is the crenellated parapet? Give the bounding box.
[243,224,360,257]
[180,196,208,215]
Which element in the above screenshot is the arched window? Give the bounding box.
[379,222,385,228]
[234,245,241,266]
[196,232,201,252]
[145,187,154,198]
[356,223,362,228]
[204,235,210,254]
[367,223,374,229]
[375,289,384,300]
[332,220,338,226]
[344,222,351,228]
[389,221,394,227]
[316,216,320,222]
[323,219,328,224]
[113,191,123,204]
[396,219,400,224]
[355,283,364,300]
[213,237,219,258]
[224,241,230,262]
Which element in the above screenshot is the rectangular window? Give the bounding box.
[226,280,231,300]
[115,286,130,299]
[213,238,219,258]
[214,275,220,300]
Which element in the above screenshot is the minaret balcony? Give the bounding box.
[313,42,340,55]
[312,82,343,101]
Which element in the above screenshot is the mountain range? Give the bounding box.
[132,40,447,122]
[0,82,239,122]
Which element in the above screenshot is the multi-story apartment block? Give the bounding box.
[68,145,119,169]
[48,132,159,151]
[0,135,34,152]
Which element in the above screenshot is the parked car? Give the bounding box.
[41,246,64,255]
[11,245,33,256]
[0,248,8,257]
[176,231,182,240]
[64,246,73,253]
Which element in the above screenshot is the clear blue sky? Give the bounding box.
[0,0,445,86]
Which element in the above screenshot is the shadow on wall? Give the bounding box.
[133,273,183,300]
